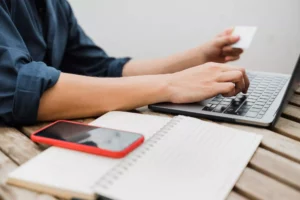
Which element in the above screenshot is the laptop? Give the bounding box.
[149,55,300,127]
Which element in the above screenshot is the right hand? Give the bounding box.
[166,62,249,104]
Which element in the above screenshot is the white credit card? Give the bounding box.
[231,26,257,49]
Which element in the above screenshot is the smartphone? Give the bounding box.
[31,120,144,158]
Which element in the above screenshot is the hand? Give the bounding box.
[166,62,249,104]
[199,28,244,63]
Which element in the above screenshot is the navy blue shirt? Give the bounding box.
[0,0,131,125]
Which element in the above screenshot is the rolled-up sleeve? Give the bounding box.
[0,5,60,125]
[60,0,131,77]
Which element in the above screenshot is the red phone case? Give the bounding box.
[31,120,144,158]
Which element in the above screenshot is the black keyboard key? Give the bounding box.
[233,110,248,116]
[232,99,245,106]
[236,108,250,116]
[203,106,214,111]
[239,111,248,116]
[212,105,227,113]
[225,107,236,114]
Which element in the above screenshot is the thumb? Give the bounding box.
[217,27,234,37]
[215,35,240,47]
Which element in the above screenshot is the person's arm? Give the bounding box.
[38,62,247,121]
[61,0,243,78]
[0,2,60,125]
[38,1,248,122]
[122,28,243,76]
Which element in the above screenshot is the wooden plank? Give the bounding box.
[235,168,300,200]
[283,104,300,123]
[20,118,95,137]
[227,192,249,200]
[274,117,300,141]
[296,85,300,94]
[0,127,41,165]
[290,94,300,106]
[250,148,300,190]
[220,122,300,163]
[0,151,57,200]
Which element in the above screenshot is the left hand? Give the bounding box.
[199,28,244,63]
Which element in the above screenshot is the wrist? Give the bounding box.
[155,74,174,103]
[184,46,208,66]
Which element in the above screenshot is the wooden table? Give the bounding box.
[1,88,300,200]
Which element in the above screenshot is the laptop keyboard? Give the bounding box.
[202,73,288,119]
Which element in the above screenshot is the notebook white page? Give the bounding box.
[93,116,262,200]
[7,111,171,199]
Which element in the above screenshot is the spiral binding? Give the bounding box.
[93,116,183,190]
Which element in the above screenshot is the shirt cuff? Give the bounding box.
[107,57,131,77]
[12,62,60,124]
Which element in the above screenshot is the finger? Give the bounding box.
[217,71,243,83]
[218,70,246,93]
[222,49,243,57]
[223,88,237,97]
[217,27,234,37]
[215,64,249,93]
[220,64,250,93]
[214,82,235,96]
[225,56,240,62]
[222,46,243,55]
[215,35,240,47]
[217,71,245,93]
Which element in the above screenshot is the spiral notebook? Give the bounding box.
[7,111,262,200]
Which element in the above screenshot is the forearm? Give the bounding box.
[122,46,206,76]
[37,73,170,121]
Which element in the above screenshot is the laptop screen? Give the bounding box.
[272,55,300,127]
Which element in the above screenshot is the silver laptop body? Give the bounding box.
[149,56,300,127]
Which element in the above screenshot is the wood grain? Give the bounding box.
[274,117,300,141]
[296,86,300,94]
[283,104,300,123]
[235,168,300,200]
[0,127,41,165]
[0,151,57,200]
[290,94,300,106]
[220,122,300,163]
[250,148,300,190]
[227,192,249,200]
